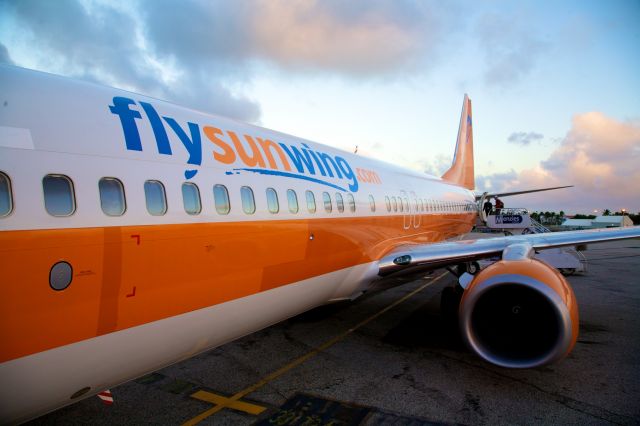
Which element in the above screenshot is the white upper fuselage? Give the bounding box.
[0,65,475,232]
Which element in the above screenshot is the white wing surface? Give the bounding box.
[379,226,640,276]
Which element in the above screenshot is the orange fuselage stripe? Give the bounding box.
[0,213,473,362]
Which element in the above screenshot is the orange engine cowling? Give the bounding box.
[459,258,579,368]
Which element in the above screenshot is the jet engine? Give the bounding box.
[459,254,579,369]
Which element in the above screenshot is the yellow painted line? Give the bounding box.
[191,390,266,415]
[183,272,448,426]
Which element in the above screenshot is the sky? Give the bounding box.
[1,0,639,214]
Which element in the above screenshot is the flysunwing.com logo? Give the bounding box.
[109,96,380,192]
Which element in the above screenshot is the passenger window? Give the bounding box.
[385,196,391,212]
[182,182,201,215]
[144,180,167,216]
[241,186,256,214]
[404,198,410,212]
[266,188,279,213]
[306,190,316,213]
[347,193,356,212]
[398,197,404,212]
[43,174,76,216]
[0,172,13,217]
[287,189,299,213]
[99,177,126,216]
[213,184,230,215]
[323,192,332,213]
[392,196,397,212]
[335,193,344,213]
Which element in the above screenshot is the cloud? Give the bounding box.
[418,153,453,177]
[476,12,548,87]
[1,0,461,120]
[475,169,520,193]
[477,112,640,213]
[249,0,449,75]
[0,42,14,65]
[507,132,544,146]
[143,0,456,76]
[2,0,261,121]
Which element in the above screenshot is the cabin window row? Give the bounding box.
[0,170,473,219]
[383,195,474,214]
[0,171,363,218]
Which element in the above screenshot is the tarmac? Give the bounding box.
[30,239,640,425]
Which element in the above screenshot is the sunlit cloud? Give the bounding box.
[1,0,461,122]
[251,0,449,75]
[478,112,640,213]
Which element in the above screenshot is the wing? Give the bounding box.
[474,185,573,201]
[378,226,640,276]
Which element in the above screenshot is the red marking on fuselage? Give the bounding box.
[126,286,136,298]
[131,234,140,245]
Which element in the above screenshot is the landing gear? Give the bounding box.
[440,284,463,323]
[455,261,481,277]
[442,261,480,323]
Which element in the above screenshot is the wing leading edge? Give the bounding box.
[378,226,640,277]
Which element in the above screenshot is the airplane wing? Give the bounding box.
[377,225,640,369]
[378,226,640,277]
[474,185,573,201]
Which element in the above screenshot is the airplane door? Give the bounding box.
[411,191,421,228]
[479,191,489,223]
[400,190,411,230]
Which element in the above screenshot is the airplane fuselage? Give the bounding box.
[0,66,475,422]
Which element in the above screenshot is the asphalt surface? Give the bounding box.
[31,240,640,425]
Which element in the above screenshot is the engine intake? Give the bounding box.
[459,259,579,368]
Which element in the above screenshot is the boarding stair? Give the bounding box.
[475,204,587,274]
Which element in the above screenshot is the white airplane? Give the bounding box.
[0,65,638,424]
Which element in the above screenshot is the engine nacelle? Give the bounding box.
[459,258,579,368]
